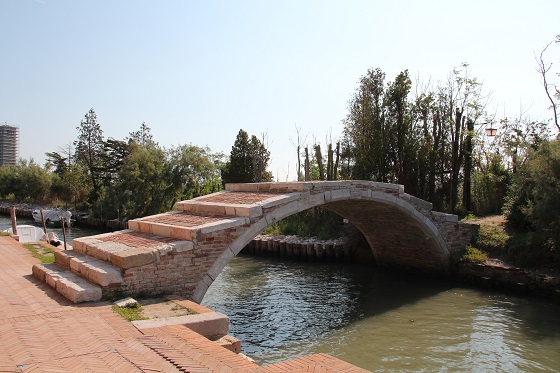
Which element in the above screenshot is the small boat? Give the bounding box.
[32,209,72,227]
[6,225,46,243]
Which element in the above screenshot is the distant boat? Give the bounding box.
[32,209,72,227]
[6,225,46,243]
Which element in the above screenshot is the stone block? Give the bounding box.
[132,311,229,341]
[171,240,194,253]
[225,183,259,192]
[259,192,299,209]
[216,335,241,354]
[110,247,156,269]
[198,217,249,234]
[114,297,139,308]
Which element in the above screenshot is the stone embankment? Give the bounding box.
[243,234,374,264]
[455,261,560,300]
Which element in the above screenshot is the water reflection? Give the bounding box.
[203,254,560,371]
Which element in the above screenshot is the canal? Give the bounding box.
[202,254,560,372]
[0,215,104,244]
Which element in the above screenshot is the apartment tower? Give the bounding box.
[0,124,19,166]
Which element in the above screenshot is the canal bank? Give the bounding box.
[244,233,560,302]
[0,235,369,372]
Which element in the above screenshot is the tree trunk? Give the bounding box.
[315,145,324,180]
[334,142,340,180]
[450,107,463,212]
[304,147,311,181]
[326,143,333,180]
[462,119,474,212]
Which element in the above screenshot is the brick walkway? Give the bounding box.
[0,236,370,372]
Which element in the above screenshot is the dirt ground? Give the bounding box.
[138,298,197,319]
[467,214,506,227]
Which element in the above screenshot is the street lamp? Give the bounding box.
[485,127,497,137]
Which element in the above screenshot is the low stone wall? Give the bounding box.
[455,262,560,300]
[242,234,373,264]
[0,206,34,219]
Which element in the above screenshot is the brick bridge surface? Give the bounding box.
[42,181,475,304]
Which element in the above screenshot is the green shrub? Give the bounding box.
[474,224,510,252]
[460,246,488,264]
[263,207,344,240]
[111,304,148,321]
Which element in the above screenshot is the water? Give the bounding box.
[0,215,104,244]
[202,255,560,372]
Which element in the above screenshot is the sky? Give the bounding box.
[1,0,559,181]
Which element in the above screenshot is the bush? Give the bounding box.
[503,139,560,267]
[264,207,344,240]
[460,246,488,264]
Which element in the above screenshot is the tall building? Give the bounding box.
[0,124,19,166]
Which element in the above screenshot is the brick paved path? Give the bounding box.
[0,236,370,372]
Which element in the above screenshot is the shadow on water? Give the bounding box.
[202,254,455,361]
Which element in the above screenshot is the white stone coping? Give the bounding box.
[132,311,230,340]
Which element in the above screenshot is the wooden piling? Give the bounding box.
[10,206,17,236]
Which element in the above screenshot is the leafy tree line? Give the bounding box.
[0,110,229,220]
[0,111,272,221]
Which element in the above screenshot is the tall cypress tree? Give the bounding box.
[222,129,270,184]
[74,108,104,200]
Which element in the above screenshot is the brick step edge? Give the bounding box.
[32,263,102,303]
[54,250,124,287]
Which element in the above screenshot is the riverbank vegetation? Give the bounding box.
[1,36,559,270]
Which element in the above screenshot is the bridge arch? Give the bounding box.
[68,181,475,303]
[189,182,459,303]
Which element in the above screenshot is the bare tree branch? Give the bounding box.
[537,41,560,132]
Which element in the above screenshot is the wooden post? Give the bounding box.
[10,206,17,236]
[40,209,47,234]
[61,217,68,250]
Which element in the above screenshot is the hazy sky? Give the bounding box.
[1,0,559,180]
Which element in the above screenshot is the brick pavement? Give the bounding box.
[0,236,370,372]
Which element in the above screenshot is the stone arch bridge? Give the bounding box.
[33,181,476,303]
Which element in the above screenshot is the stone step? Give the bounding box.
[54,250,124,287]
[71,230,193,270]
[174,191,294,218]
[32,263,102,303]
[128,211,249,240]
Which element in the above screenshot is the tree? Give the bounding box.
[99,138,131,184]
[45,151,68,177]
[169,144,223,201]
[537,35,560,132]
[343,68,388,181]
[503,138,560,267]
[222,129,271,184]
[74,108,104,200]
[128,122,156,146]
[115,143,173,219]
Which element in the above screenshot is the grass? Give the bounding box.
[23,243,55,263]
[0,231,11,236]
[460,245,489,264]
[474,224,510,252]
[111,304,148,321]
